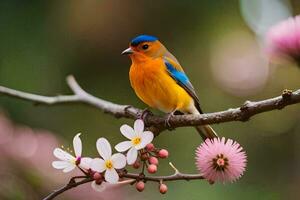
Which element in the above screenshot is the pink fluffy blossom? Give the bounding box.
[266,15,300,64]
[195,137,247,183]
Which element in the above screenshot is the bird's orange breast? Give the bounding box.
[129,58,194,113]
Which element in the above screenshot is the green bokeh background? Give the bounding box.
[1,0,300,199]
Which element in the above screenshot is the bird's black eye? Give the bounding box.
[142,44,149,50]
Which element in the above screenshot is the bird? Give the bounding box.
[122,34,218,140]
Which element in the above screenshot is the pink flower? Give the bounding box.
[265,15,300,65]
[195,137,247,183]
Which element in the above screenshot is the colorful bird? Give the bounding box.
[122,35,218,139]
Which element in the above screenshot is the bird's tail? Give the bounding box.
[195,125,218,140]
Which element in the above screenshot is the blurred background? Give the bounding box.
[0,0,300,199]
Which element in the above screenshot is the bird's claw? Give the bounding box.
[138,108,153,121]
[164,111,175,130]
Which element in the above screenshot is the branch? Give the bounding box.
[123,162,203,182]
[42,177,93,200]
[43,172,203,200]
[0,76,134,118]
[0,76,299,132]
[123,172,203,182]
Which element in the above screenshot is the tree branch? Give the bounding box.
[123,172,203,182]
[43,172,203,200]
[42,177,93,200]
[0,76,299,134]
[123,162,203,182]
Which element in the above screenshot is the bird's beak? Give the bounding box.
[121,47,133,55]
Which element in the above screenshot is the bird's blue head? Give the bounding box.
[130,35,158,46]
[122,35,166,60]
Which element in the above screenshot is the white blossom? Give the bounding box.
[115,119,153,165]
[52,133,92,172]
[90,138,126,183]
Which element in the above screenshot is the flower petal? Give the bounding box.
[90,158,106,172]
[115,141,132,152]
[52,161,69,169]
[62,163,76,173]
[120,125,135,139]
[73,133,82,157]
[79,157,93,170]
[134,119,144,133]
[96,138,112,160]
[105,168,119,183]
[111,153,126,169]
[53,148,74,161]
[91,181,106,192]
[135,131,154,150]
[126,147,138,165]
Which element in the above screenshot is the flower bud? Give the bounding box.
[133,161,141,169]
[159,183,168,194]
[93,172,102,181]
[95,179,102,185]
[146,143,155,151]
[136,181,145,192]
[148,156,159,165]
[141,152,149,161]
[158,149,169,158]
[147,164,157,174]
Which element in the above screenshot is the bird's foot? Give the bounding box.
[164,111,176,130]
[138,108,153,122]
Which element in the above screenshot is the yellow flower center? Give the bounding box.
[105,160,113,169]
[71,158,76,165]
[132,137,141,146]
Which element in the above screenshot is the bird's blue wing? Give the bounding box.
[163,57,203,113]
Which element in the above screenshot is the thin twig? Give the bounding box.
[123,172,204,182]
[0,76,299,135]
[121,162,204,183]
[43,171,203,200]
[42,177,93,200]
[169,162,179,174]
